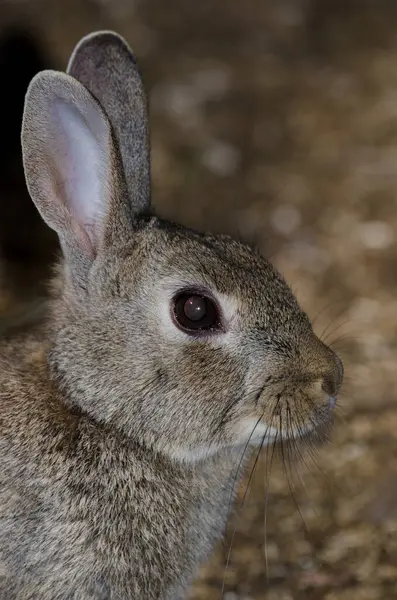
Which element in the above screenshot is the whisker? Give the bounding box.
[261,396,284,578]
[225,411,265,522]
[279,410,310,535]
[318,307,352,342]
[263,429,279,580]
[321,319,357,345]
[311,299,347,328]
[222,397,281,592]
[294,410,345,497]
[221,403,270,595]
[286,394,343,498]
[328,333,360,347]
[285,405,311,495]
[239,431,267,511]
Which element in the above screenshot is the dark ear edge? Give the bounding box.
[67,30,151,216]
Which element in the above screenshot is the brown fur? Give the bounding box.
[0,31,343,599]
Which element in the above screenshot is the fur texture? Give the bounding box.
[0,31,343,599]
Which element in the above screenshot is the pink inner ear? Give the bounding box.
[70,217,96,259]
[51,98,109,248]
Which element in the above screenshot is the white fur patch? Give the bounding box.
[235,417,279,445]
[167,444,220,464]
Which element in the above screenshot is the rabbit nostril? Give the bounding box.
[322,375,337,397]
[322,360,343,398]
[322,368,341,398]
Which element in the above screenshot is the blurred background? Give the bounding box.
[1,0,397,598]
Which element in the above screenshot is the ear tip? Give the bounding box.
[24,70,78,105]
[68,30,138,70]
[22,70,104,143]
[24,70,59,104]
[82,30,133,50]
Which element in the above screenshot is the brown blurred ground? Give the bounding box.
[1,0,397,598]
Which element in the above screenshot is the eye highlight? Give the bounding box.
[172,290,221,334]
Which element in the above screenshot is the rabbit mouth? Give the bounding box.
[237,382,337,449]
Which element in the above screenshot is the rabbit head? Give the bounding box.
[21,32,343,463]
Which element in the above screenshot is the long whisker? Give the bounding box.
[263,430,279,579]
[318,306,351,342]
[279,406,309,535]
[327,333,360,348]
[321,319,356,345]
[221,405,269,595]
[225,411,264,522]
[285,404,310,494]
[261,395,283,579]
[239,430,267,511]
[285,393,339,512]
[311,299,346,328]
[291,401,344,496]
[222,396,281,594]
[222,383,281,525]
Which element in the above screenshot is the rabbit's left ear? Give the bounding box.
[21,70,130,286]
[67,30,150,215]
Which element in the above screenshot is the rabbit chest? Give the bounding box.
[0,399,242,600]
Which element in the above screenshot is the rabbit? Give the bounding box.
[0,30,343,600]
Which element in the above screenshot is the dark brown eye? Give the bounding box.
[173,292,220,333]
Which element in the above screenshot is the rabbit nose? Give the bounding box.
[321,354,344,400]
[328,395,337,410]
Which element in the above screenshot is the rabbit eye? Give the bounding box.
[172,292,220,333]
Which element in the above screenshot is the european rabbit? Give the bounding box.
[0,31,343,600]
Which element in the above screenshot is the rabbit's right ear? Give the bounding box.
[67,31,150,214]
[21,70,129,286]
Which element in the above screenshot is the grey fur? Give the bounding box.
[0,31,343,599]
[67,30,150,214]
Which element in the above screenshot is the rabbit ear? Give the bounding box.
[21,70,128,285]
[67,30,150,215]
